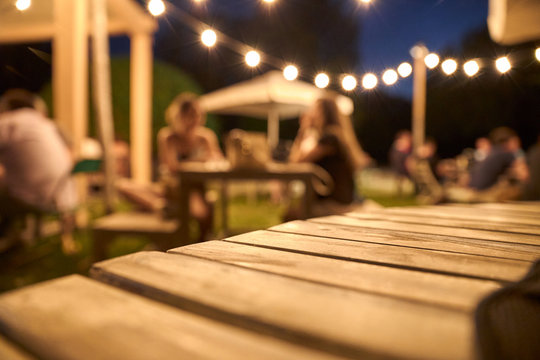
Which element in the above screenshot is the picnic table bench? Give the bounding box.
[0,202,539,359]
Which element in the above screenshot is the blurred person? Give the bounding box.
[469,127,528,191]
[0,89,77,252]
[474,137,491,164]
[521,134,540,200]
[389,130,412,195]
[157,93,223,241]
[288,96,368,218]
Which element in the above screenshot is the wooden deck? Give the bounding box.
[0,202,538,359]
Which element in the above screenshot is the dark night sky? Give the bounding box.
[358,0,489,98]
[151,0,490,98]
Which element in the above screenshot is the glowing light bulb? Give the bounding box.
[424,53,440,69]
[201,29,217,47]
[397,62,412,78]
[382,69,398,85]
[463,60,480,77]
[441,59,457,75]
[314,73,330,89]
[342,75,357,91]
[362,73,377,90]
[536,48,540,62]
[359,0,371,3]
[495,56,511,73]
[148,0,165,16]
[283,65,298,81]
[15,0,31,11]
[245,50,261,67]
[262,0,275,3]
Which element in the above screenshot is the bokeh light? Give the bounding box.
[495,56,511,73]
[283,65,299,81]
[148,0,165,16]
[463,60,480,77]
[424,53,440,69]
[201,29,217,47]
[262,0,275,3]
[15,0,31,11]
[397,62,412,78]
[536,48,540,62]
[441,59,458,75]
[362,73,377,90]
[382,69,398,85]
[341,75,357,91]
[314,73,330,88]
[245,50,261,67]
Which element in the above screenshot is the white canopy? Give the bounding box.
[199,71,354,148]
[488,0,540,44]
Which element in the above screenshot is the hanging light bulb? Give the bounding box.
[424,53,440,69]
[148,0,165,16]
[463,60,480,77]
[382,69,398,85]
[495,56,511,73]
[362,73,377,89]
[397,62,412,78]
[314,73,330,88]
[342,75,357,91]
[283,65,299,81]
[245,50,261,67]
[262,0,275,3]
[201,29,217,47]
[441,59,458,75]
[15,0,31,11]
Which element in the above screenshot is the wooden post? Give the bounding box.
[411,43,428,156]
[53,0,88,159]
[267,107,279,151]
[91,0,116,212]
[130,32,153,184]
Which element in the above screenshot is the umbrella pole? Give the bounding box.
[268,108,279,152]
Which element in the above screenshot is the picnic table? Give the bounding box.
[0,202,539,359]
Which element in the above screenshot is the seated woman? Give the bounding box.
[157,93,223,241]
[288,96,370,218]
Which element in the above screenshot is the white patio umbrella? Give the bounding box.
[199,71,354,149]
[488,0,540,44]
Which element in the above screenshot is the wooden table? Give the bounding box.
[0,202,539,359]
[176,161,316,240]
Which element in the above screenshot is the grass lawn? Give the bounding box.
[0,181,417,294]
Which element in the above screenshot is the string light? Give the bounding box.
[314,73,330,89]
[382,69,398,85]
[397,62,412,78]
[495,56,511,73]
[283,65,299,81]
[463,60,480,77]
[201,29,217,47]
[441,59,457,75]
[536,48,540,62]
[148,0,165,16]
[424,53,440,69]
[342,75,357,91]
[362,73,377,90]
[245,50,261,67]
[15,0,31,11]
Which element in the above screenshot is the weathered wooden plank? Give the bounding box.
[343,210,540,241]
[380,206,540,227]
[0,336,34,360]
[312,215,540,247]
[446,202,540,214]
[170,240,500,312]
[0,275,344,360]
[271,220,540,262]
[227,230,529,282]
[91,251,474,360]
